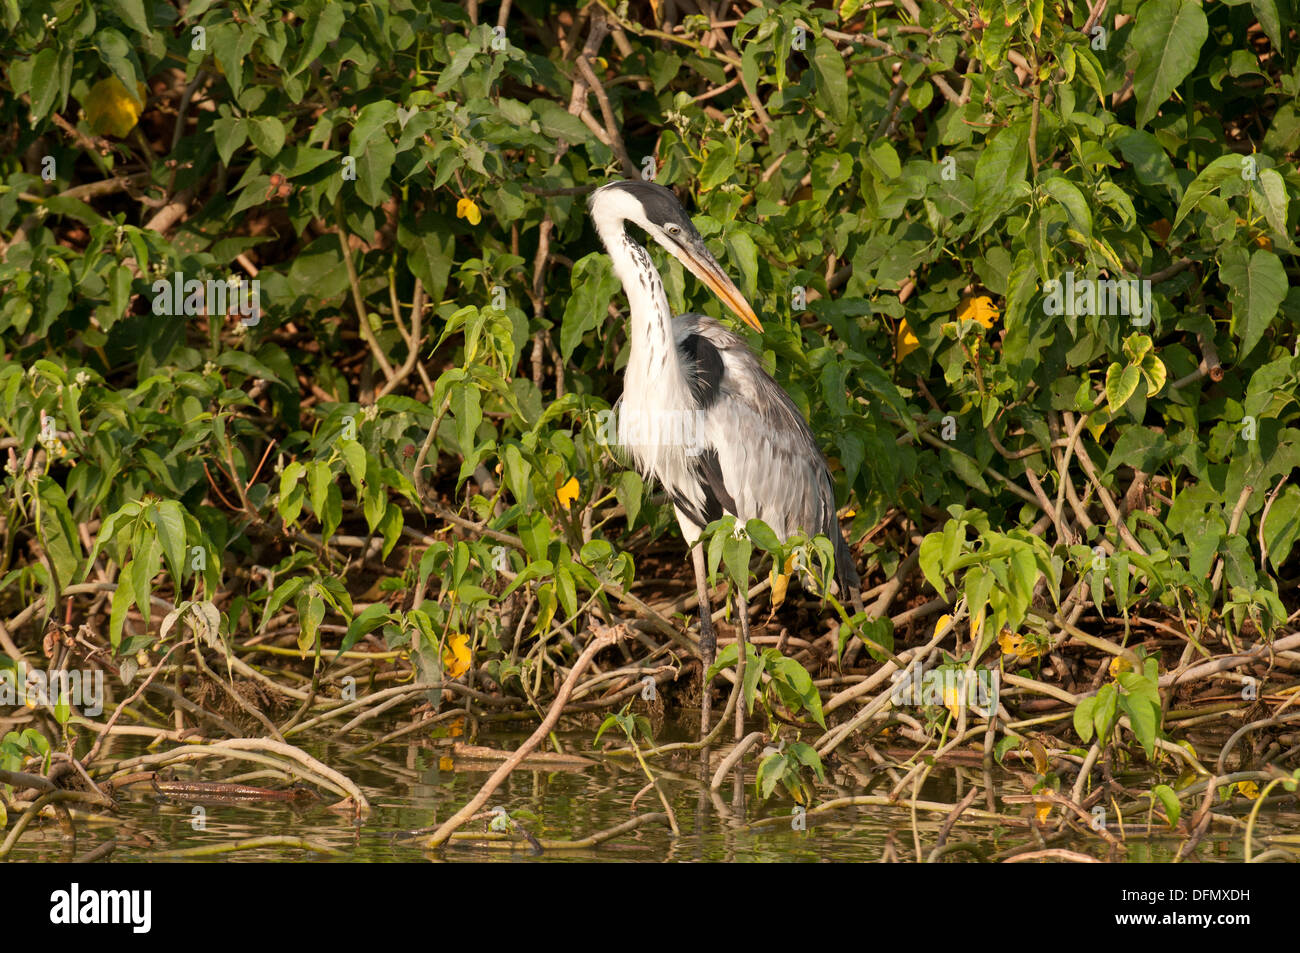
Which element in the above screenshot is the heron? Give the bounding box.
[588,180,861,737]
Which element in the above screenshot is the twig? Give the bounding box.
[424,625,627,848]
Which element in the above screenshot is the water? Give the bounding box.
[9,726,1298,861]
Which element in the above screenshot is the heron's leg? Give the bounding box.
[692,544,715,739]
[734,584,750,742]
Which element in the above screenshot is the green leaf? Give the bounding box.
[288,237,350,299]
[94,28,141,94]
[247,116,286,157]
[723,533,753,590]
[1262,485,1300,571]
[1250,0,1283,49]
[811,37,849,122]
[306,460,331,521]
[151,500,187,594]
[340,439,367,496]
[260,576,307,632]
[1040,176,1092,236]
[517,512,552,561]
[741,643,763,713]
[561,253,620,360]
[211,117,246,166]
[341,602,391,653]
[918,532,947,595]
[434,41,478,95]
[772,656,825,728]
[1105,362,1141,413]
[1115,130,1181,196]
[398,217,454,304]
[297,590,326,654]
[290,1,345,76]
[26,48,60,122]
[974,121,1029,201]
[35,476,81,591]
[1171,154,1242,232]
[129,531,158,628]
[1152,783,1181,827]
[83,502,142,579]
[354,136,396,206]
[108,0,151,35]
[278,461,306,524]
[745,518,781,553]
[1256,168,1289,236]
[349,101,398,153]
[1074,696,1096,743]
[1220,246,1287,358]
[1093,682,1119,740]
[1130,0,1208,129]
[1118,679,1159,759]
[109,564,134,649]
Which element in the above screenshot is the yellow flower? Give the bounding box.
[456,197,481,225]
[556,475,579,511]
[895,319,919,361]
[956,294,999,329]
[442,634,472,679]
[84,77,147,138]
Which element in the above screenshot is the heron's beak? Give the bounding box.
[679,243,763,332]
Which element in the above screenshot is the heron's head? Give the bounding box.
[589,180,762,332]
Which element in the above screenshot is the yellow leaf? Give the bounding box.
[442,634,472,679]
[438,755,454,771]
[85,77,147,138]
[999,630,1043,661]
[1108,655,1132,678]
[933,613,952,637]
[943,681,963,717]
[556,475,579,511]
[770,554,793,608]
[456,197,481,225]
[1237,780,1260,800]
[1034,801,1053,823]
[1026,737,1051,775]
[956,294,999,329]
[1086,419,1107,442]
[895,319,919,361]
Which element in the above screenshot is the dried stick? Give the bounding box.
[424,625,627,848]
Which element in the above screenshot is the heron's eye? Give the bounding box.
[666,224,681,237]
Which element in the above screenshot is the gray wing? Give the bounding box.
[673,314,860,592]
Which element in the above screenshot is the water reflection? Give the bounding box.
[7,729,1298,862]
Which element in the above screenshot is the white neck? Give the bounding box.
[591,207,687,406]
